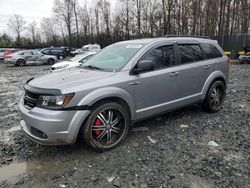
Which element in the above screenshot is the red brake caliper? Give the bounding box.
[95,118,102,135]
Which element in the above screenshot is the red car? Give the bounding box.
[3,49,20,60]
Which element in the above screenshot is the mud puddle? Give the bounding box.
[0,162,27,182]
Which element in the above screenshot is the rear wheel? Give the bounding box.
[47,58,55,65]
[57,55,63,60]
[203,80,226,113]
[83,102,129,152]
[16,59,25,66]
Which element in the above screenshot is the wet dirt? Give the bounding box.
[0,63,249,188]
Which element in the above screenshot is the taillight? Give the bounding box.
[5,55,12,59]
[227,58,231,64]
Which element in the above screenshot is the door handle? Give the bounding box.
[129,81,141,86]
[203,65,211,69]
[170,72,180,76]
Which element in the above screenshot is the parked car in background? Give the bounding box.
[19,37,228,152]
[3,49,20,59]
[71,44,101,56]
[50,51,97,72]
[40,47,67,60]
[239,52,250,63]
[4,50,57,66]
[0,49,8,60]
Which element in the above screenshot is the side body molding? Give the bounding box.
[77,87,136,120]
[201,71,227,99]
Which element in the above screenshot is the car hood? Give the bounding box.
[52,61,72,68]
[28,68,116,91]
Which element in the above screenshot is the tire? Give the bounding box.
[83,102,130,152]
[203,80,226,113]
[47,58,55,65]
[58,55,63,60]
[16,59,25,66]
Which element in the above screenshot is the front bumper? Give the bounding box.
[19,100,90,145]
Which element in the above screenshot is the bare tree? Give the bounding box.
[54,0,74,47]
[73,0,80,47]
[40,17,58,45]
[8,14,26,42]
[99,0,111,39]
[28,21,37,45]
[131,0,142,37]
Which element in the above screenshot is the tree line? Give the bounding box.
[0,0,249,49]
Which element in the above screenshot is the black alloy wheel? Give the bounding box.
[83,102,129,152]
[47,58,55,65]
[203,80,226,113]
[17,59,25,66]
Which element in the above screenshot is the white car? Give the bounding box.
[71,44,101,56]
[50,51,96,72]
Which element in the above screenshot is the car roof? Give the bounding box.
[118,37,218,45]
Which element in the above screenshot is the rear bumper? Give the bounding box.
[4,59,16,64]
[19,99,91,145]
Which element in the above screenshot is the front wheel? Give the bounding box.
[83,102,129,152]
[47,58,55,65]
[203,80,226,113]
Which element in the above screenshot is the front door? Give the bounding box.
[131,43,184,119]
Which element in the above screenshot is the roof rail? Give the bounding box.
[165,35,211,39]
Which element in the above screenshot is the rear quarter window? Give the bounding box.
[200,43,223,59]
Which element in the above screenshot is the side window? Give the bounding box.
[141,45,175,70]
[42,49,50,55]
[200,43,223,59]
[23,51,33,56]
[178,44,203,64]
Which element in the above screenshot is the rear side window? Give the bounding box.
[42,49,50,54]
[178,44,203,64]
[200,43,222,59]
[21,51,33,55]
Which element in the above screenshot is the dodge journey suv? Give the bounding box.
[19,37,229,152]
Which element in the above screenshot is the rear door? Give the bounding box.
[27,51,37,62]
[23,51,33,63]
[175,43,212,98]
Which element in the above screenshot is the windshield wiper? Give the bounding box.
[82,65,104,70]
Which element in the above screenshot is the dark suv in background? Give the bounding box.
[40,47,70,60]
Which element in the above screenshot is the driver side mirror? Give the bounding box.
[132,60,154,74]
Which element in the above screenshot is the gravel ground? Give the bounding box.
[0,63,249,188]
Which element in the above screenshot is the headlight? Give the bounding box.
[36,93,74,109]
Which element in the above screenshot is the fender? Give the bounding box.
[201,71,227,99]
[77,87,136,120]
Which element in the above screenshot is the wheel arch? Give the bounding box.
[201,71,227,99]
[77,87,136,121]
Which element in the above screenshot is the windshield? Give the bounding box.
[83,43,144,71]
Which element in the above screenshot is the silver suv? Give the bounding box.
[19,37,229,151]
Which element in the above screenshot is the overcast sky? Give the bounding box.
[0,0,54,35]
[0,0,117,37]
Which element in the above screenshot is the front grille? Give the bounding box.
[24,91,39,109]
